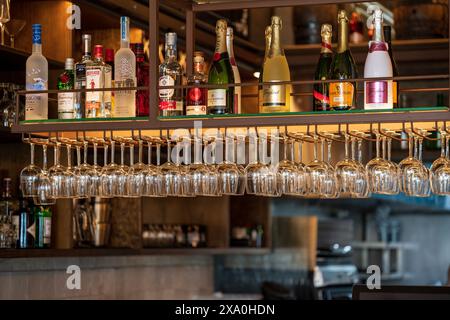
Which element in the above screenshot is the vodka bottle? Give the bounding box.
[75,34,92,119]
[114,16,136,117]
[25,24,48,120]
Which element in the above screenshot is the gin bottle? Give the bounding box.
[25,24,48,120]
[74,34,92,119]
[159,32,183,116]
[114,16,136,117]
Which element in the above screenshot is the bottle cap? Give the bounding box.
[193,51,204,63]
[226,27,234,37]
[94,45,104,58]
[338,10,348,22]
[65,58,75,70]
[265,25,272,38]
[82,34,91,41]
[105,48,114,62]
[321,24,332,37]
[165,32,177,47]
[271,16,282,29]
[32,24,42,45]
[216,20,227,33]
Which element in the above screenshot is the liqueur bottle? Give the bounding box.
[226,27,241,114]
[35,206,51,248]
[329,10,358,111]
[384,25,399,108]
[261,16,291,113]
[74,34,92,119]
[86,45,112,118]
[159,32,183,116]
[208,19,234,114]
[186,51,208,116]
[258,25,271,111]
[57,58,76,119]
[105,48,115,114]
[114,16,136,117]
[133,43,150,116]
[25,24,48,120]
[364,8,393,110]
[313,24,333,111]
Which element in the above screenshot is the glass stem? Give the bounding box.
[104,145,108,167]
[408,133,413,158]
[387,138,392,162]
[298,140,303,163]
[120,143,125,166]
[157,143,161,166]
[344,134,349,160]
[42,145,48,171]
[327,139,332,164]
[30,143,35,165]
[148,141,152,165]
[76,146,81,167]
[290,140,295,162]
[321,138,325,162]
[375,134,380,158]
[418,137,423,162]
[110,141,115,164]
[83,142,88,165]
[313,136,318,161]
[93,142,98,166]
[138,140,143,164]
[358,138,363,163]
[129,144,134,166]
[440,131,446,158]
[67,145,72,168]
[351,137,356,161]
[167,141,171,164]
[382,137,386,160]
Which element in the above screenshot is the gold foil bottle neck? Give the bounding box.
[338,10,348,23]
[216,19,228,33]
[321,24,332,39]
[271,16,282,29]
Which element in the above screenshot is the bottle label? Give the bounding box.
[393,81,398,104]
[27,222,36,239]
[25,79,48,119]
[104,69,112,104]
[44,217,51,245]
[159,75,175,100]
[313,90,330,104]
[329,82,354,109]
[12,216,19,241]
[208,89,227,107]
[58,92,75,118]
[187,87,207,115]
[262,84,286,107]
[366,81,388,104]
[75,63,86,85]
[85,68,101,109]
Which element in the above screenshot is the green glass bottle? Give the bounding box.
[57,58,76,119]
[35,206,52,248]
[208,19,235,114]
[328,10,358,111]
[313,24,333,111]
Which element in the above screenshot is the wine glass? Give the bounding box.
[0,0,11,46]
[117,139,130,197]
[101,140,125,197]
[160,139,181,196]
[20,142,42,197]
[293,135,307,196]
[143,140,165,197]
[275,135,298,196]
[5,19,26,48]
[89,140,102,197]
[74,141,95,198]
[48,141,70,199]
[217,134,240,195]
[127,139,147,197]
[35,143,56,206]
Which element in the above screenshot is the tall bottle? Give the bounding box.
[133,43,150,117]
[35,206,51,248]
[329,11,358,111]
[25,24,48,120]
[364,9,393,110]
[261,16,291,113]
[258,26,272,111]
[75,34,92,119]
[313,24,333,111]
[57,58,76,119]
[226,27,241,114]
[105,48,115,113]
[159,33,183,116]
[18,198,35,249]
[86,45,112,118]
[208,19,234,115]
[384,25,399,108]
[186,51,208,116]
[114,16,136,117]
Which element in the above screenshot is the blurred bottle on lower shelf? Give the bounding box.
[35,206,52,249]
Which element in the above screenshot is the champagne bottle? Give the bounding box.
[313,24,333,111]
[226,27,241,114]
[261,16,291,113]
[208,19,235,114]
[364,9,393,110]
[258,25,272,111]
[384,25,399,108]
[329,10,358,111]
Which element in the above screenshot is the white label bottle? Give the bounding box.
[114,16,136,117]
[25,24,48,120]
[364,9,393,110]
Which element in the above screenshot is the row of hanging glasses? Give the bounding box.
[19,127,450,202]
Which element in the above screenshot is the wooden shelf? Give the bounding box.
[0,247,271,259]
[0,45,64,71]
[11,107,450,133]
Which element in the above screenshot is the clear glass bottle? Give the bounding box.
[159,32,183,116]
[25,24,48,120]
[57,58,76,119]
[258,25,271,111]
[75,34,92,119]
[114,16,136,117]
[261,16,291,113]
[85,45,112,118]
[226,27,241,114]
[186,51,207,116]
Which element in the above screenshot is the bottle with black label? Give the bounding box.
[35,206,51,248]
[18,198,35,248]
